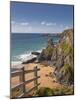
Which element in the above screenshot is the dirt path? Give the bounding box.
[11,63,63,89]
[23,63,63,89]
[11,63,65,97]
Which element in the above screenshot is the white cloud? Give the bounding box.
[60,24,71,30]
[41,21,56,26]
[11,24,63,33]
[46,22,56,26]
[41,21,45,25]
[11,20,64,33]
[20,22,29,26]
[65,26,69,29]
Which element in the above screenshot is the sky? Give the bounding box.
[11,2,74,33]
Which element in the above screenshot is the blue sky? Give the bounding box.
[11,2,73,33]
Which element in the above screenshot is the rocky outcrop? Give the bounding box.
[22,57,36,64]
[38,38,54,62]
[55,29,74,85]
[51,47,57,61]
[38,29,74,85]
[31,51,40,56]
[37,29,74,85]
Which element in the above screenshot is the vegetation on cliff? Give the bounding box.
[38,29,74,86]
[60,63,74,84]
[56,29,74,85]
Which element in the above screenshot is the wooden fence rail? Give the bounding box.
[11,66,40,98]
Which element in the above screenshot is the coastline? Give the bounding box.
[11,50,42,68]
[11,29,74,97]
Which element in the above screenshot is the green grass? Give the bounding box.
[36,87,54,96]
[60,42,72,56]
[45,46,53,55]
[60,63,74,84]
[36,86,74,96]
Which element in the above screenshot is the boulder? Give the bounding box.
[31,51,40,55]
[22,57,36,64]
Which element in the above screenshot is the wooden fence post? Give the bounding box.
[21,67,26,96]
[11,65,40,98]
[34,66,38,91]
[19,71,23,82]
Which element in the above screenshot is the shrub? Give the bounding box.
[36,87,54,96]
[60,63,74,84]
[36,86,73,96]
[60,42,72,56]
[44,46,53,58]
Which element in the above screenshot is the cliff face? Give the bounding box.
[55,29,74,85]
[38,29,74,85]
[38,38,54,61]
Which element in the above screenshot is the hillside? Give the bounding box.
[38,29,74,85]
[55,29,74,85]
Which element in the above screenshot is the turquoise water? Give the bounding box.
[11,33,60,62]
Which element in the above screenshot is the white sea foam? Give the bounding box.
[36,49,42,53]
[19,53,37,62]
[11,49,43,68]
[17,49,42,61]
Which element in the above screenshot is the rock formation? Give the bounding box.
[55,29,74,85]
[38,29,74,85]
[38,38,54,61]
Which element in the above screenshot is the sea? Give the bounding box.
[11,33,61,67]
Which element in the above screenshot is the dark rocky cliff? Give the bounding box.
[55,29,74,85]
[38,38,54,61]
[38,29,74,85]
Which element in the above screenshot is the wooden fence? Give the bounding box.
[11,66,40,98]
